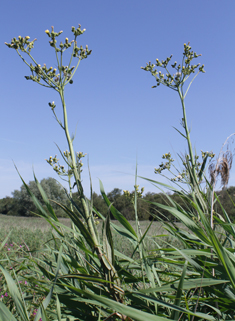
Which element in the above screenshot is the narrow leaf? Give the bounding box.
[0,265,29,321]
[99,179,137,238]
[0,302,18,321]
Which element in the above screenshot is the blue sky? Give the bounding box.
[1,1,235,198]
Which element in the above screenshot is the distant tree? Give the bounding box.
[0,197,14,215]
[11,177,68,216]
[144,192,178,221]
[6,181,235,220]
[106,188,135,219]
[107,188,122,202]
[92,192,107,215]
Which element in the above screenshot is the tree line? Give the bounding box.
[1,177,235,221]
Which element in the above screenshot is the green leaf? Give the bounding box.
[138,175,180,193]
[93,206,137,244]
[148,201,210,244]
[198,153,209,182]
[139,278,230,293]
[56,294,61,321]
[40,304,50,321]
[99,179,137,238]
[172,126,187,139]
[14,164,49,218]
[0,230,12,252]
[0,265,29,321]
[171,261,188,320]
[0,302,18,321]
[75,289,173,321]
[194,195,235,289]
[34,245,63,321]
[33,172,58,221]
[134,292,215,320]
[102,212,115,270]
[52,201,95,249]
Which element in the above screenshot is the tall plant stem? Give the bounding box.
[59,89,100,249]
[178,87,198,186]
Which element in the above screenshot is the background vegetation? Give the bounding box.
[1,182,235,222]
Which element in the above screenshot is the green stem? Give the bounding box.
[59,89,100,248]
[178,87,198,185]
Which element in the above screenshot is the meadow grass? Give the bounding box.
[0,215,181,257]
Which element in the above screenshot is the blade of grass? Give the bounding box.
[99,179,137,238]
[133,292,215,320]
[0,302,18,321]
[0,265,29,321]
[0,230,12,252]
[34,245,63,321]
[171,261,188,320]
[139,278,229,294]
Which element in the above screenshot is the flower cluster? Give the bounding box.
[5,36,37,53]
[5,25,92,90]
[46,151,87,178]
[44,25,92,59]
[123,185,144,203]
[46,155,66,175]
[24,63,58,84]
[141,42,205,90]
[171,151,215,183]
[24,63,75,86]
[201,150,215,159]
[171,174,184,182]
[154,152,174,174]
[76,151,87,169]
[45,27,67,50]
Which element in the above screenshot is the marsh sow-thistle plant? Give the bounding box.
[5,25,108,261]
[142,43,208,187]
[4,25,135,320]
[141,42,217,222]
[141,43,235,318]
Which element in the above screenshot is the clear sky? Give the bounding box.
[1,1,235,198]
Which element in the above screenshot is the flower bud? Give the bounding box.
[45,30,51,37]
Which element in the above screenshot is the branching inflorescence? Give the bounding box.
[142,43,212,187]
[5,25,91,189]
[141,42,205,93]
[5,25,91,90]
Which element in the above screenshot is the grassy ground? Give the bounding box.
[0,214,180,256]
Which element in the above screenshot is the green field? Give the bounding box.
[0,214,179,256]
